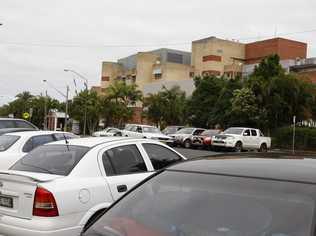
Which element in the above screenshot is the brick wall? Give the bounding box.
[245,38,307,64]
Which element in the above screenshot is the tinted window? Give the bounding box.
[193,129,204,135]
[251,130,258,136]
[11,145,89,176]
[15,120,35,129]
[176,128,194,134]
[0,135,20,152]
[142,143,182,170]
[103,145,147,176]
[22,135,55,153]
[0,120,15,129]
[244,129,251,136]
[85,172,315,236]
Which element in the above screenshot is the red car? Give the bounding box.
[192,129,221,149]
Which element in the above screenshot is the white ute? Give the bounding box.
[0,137,185,236]
[212,127,271,152]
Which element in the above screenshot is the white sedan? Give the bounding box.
[0,131,78,170]
[0,137,186,236]
[92,127,122,137]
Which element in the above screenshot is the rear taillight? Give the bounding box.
[33,187,59,217]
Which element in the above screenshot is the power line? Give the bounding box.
[0,28,315,49]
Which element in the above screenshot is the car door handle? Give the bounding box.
[117,185,128,193]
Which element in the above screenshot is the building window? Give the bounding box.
[202,55,222,62]
[102,76,110,81]
[167,53,183,64]
[202,70,221,77]
[189,72,195,78]
[154,73,162,80]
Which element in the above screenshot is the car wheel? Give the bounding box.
[184,139,191,149]
[259,143,268,152]
[235,141,243,153]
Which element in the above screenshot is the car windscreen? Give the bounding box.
[143,127,160,133]
[223,128,244,135]
[176,128,194,134]
[201,130,220,136]
[0,135,20,152]
[10,145,89,176]
[85,171,315,236]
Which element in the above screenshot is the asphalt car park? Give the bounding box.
[174,147,220,159]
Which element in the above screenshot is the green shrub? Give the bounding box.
[272,127,316,150]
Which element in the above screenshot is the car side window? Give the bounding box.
[193,129,204,135]
[243,129,251,136]
[251,130,257,136]
[136,126,142,133]
[0,120,15,129]
[142,143,182,170]
[15,120,34,129]
[131,126,138,132]
[22,135,55,153]
[102,145,147,176]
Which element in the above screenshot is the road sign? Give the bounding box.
[22,112,30,119]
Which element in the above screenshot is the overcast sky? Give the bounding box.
[1,0,316,105]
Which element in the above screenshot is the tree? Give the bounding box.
[103,81,143,127]
[143,86,187,127]
[187,76,242,128]
[246,54,316,132]
[70,90,102,134]
[229,88,261,127]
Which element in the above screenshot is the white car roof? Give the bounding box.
[47,137,136,148]
[4,130,72,138]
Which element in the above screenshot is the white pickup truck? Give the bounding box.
[212,127,271,152]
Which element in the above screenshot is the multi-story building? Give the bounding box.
[192,37,245,79]
[290,57,316,83]
[100,48,192,95]
[243,38,307,76]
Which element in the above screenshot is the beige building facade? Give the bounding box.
[192,37,245,78]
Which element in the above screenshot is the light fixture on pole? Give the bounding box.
[64,69,89,136]
[43,80,69,132]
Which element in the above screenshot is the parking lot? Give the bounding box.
[175,147,221,159]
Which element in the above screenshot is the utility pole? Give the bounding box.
[44,90,48,130]
[64,69,89,136]
[65,86,69,132]
[292,116,296,154]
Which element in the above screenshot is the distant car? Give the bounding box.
[191,129,221,149]
[92,127,122,137]
[212,127,271,152]
[83,155,316,236]
[0,118,38,134]
[0,131,78,170]
[171,127,206,148]
[122,124,173,144]
[0,137,185,235]
[162,126,184,135]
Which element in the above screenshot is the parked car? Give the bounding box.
[92,127,122,137]
[0,131,78,170]
[162,126,184,135]
[170,127,206,148]
[0,137,185,236]
[191,129,221,149]
[212,127,271,152]
[84,154,316,236]
[122,124,173,144]
[0,118,38,135]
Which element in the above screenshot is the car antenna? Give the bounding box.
[63,133,70,151]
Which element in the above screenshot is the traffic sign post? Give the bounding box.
[292,116,296,154]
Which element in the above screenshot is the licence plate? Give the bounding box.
[0,195,13,208]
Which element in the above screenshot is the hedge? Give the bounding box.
[272,127,316,150]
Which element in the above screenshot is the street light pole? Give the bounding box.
[43,80,69,132]
[64,69,89,136]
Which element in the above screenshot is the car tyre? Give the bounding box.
[259,143,268,153]
[235,141,243,153]
[183,139,191,149]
